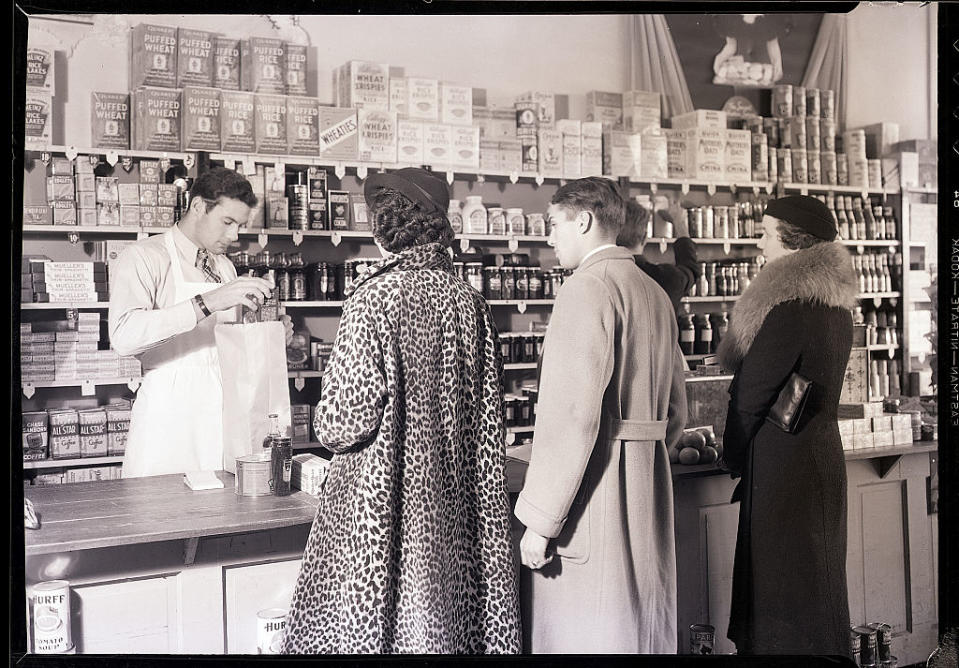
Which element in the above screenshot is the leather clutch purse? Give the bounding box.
[766,372,812,433]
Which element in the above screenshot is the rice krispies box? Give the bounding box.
[176,28,214,87]
[220,91,256,153]
[181,86,221,151]
[286,96,320,155]
[242,37,287,95]
[130,23,178,89]
[214,37,242,91]
[254,94,288,154]
[91,93,130,150]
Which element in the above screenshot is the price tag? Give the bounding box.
[292,230,304,246]
[861,191,869,202]
[120,155,135,172]
[917,351,926,364]
[856,245,865,255]
[534,174,544,186]
[137,231,148,240]
[224,157,236,171]
[800,186,809,196]
[243,156,257,176]
[258,233,269,248]
[886,348,895,360]
[65,146,78,161]
[659,239,668,254]
[517,301,527,314]
[334,163,346,179]
[184,154,196,169]
[723,242,731,254]
[476,173,485,184]
[872,296,882,308]
[80,379,95,396]
[331,231,343,247]
[273,162,285,178]
[559,179,567,187]
[39,151,51,166]
[357,165,368,180]
[67,232,80,245]
[765,182,773,195]
[508,236,519,252]
[509,171,519,184]
[459,237,471,253]
[100,150,117,167]
[446,170,454,185]
[649,182,657,194]
[294,377,306,392]
[706,183,717,196]
[22,383,35,399]
[753,185,760,196]
[681,181,690,195]
[127,378,141,393]
[506,431,516,446]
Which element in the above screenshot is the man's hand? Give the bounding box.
[279,314,294,345]
[520,528,553,570]
[203,276,275,314]
[660,199,690,239]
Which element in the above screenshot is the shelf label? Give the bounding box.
[508,236,519,253]
[649,182,657,194]
[800,186,809,196]
[127,378,141,393]
[873,296,882,308]
[446,170,455,185]
[506,431,516,446]
[120,155,135,172]
[459,237,471,253]
[273,161,285,178]
[39,151,51,166]
[476,173,485,184]
[857,244,865,255]
[765,182,773,195]
[559,178,567,187]
[706,183,716,196]
[292,230,304,246]
[103,150,118,166]
[509,171,519,184]
[184,154,195,169]
[917,351,926,364]
[258,233,269,248]
[80,379,95,396]
[886,348,895,360]
[67,232,80,245]
[861,191,869,202]
[65,146,78,161]
[753,185,760,196]
[331,231,342,247]
[659,239,668,254]
[294,377,305,392]
[729,182,737,194]
[681,181,690,195]
[517,301,527,314]
[137,231,148,241]
[159,157,171,173]
[224,157,236,171]
[357,165,368,180]
[242,156,256,176]
[334,163,346,179]
[723,242,731,254]
[22,384,35,399]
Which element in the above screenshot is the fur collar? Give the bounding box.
[717,242,858,371]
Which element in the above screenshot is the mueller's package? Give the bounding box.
[176,28,214,87]
[91,92,130,150]
[130,23,178,89]
[242,37,287,95]
[285,44,308,96]
[181,86,221,151]
[254,94,288,154]
[220,91,256,153]
[214,37,242,91]
[286,95,320,156]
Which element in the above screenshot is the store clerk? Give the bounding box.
[109,167,292,478]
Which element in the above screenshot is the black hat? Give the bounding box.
[764,195,838,241]
[363,168,450,215]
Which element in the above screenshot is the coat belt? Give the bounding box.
[605,417,667,442]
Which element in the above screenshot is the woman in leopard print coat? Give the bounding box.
[283,169,521,654]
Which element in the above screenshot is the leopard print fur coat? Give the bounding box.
[283,242,521,654]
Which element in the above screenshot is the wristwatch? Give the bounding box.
[193,294,212,318]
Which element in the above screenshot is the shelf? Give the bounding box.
[507,426,535,434]
[902,186,938,195]
[684,237,760,245]
[23,456,125,470]
[779,182,893,196]
[858,292,901,300]
[504,362,538,371]
[287,370,323,379]
[22,225,143,235]
[458,233,550,243]
[280,301,344,308]
[488,299,555,307]
[28,145,194,162]
[844,440,938,478]
[684,374,734,383]
[21,377,141,396]
[681,295,741,303]
[21,302,108,310]
[840,240,901,247]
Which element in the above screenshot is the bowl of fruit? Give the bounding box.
[670,426,722,466]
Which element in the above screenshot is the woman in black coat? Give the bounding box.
[717,196,858,656]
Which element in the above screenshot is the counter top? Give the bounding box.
[23,471,319,557]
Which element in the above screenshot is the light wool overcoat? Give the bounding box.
[515,246,688,654]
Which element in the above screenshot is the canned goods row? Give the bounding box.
[505,393,536,428]
[499,332,546,364]
[770,84,836,120]
[691,260,761,298]
[685,198,767,240]
[454,262,571,301]
[850,622,895,667]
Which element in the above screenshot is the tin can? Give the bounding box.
[483,266,502,300]
[715,206,729,239]
[31,580,72,654]
[499,333,513,363]
[805,88,821,118]
[703,206,715,239]
[691,207,703,238]
[500,265,516,300]
[235,453,273,497]
[855,625,878,666]
[287,185,309,230]
[821,89,836,120]
[772,84,792,118]
[256,608,287,654]
[880,657,897,668]
[515,266,529,300]
[868,622,893,662]
[793,86,806,116]
[689,623,714,655]
[806,116,821,151]
[523,334,536,362]
[849,626,862,665]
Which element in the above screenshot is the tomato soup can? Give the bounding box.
[31,580,72,653]
[689,623,714,655]
[235,453,273,497]
[868,622,893,662]
[256,608,287,654]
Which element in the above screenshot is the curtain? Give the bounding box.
[801,14,848,127]
[628,14,695,119]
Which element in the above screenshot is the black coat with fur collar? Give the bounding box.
[717,242,857,656]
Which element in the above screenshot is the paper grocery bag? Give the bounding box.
[215,321,291,474]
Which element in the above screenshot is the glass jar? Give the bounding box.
[462,195,488,234]
[448,199,463,234]
[514,266,530,300]
[465,262,484,293]
[504,396,517,428]
[528,267,544,300]
[523,333,536,362]
[526,212,546,236]
[511,333,525,363]
[500,265,516,300]
[488,207,506,235]
[506,208,525,235]
[483,266,502,300]
[499,333,513,363]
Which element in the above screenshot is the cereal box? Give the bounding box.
[602,130,640,177]
[451,126,480,171]
[623,90,662,134]
[214,37,242,91]
[423,123,452,168]
[26,46,55,92]
[22,411,48,461]
[48,408,80,459]
[585,91,623,130]
[286,95,320,155]
[350,192,369,231]
[557,119,581,178]
[397,120,424,165]
[90,92,130,150]
[266,196,288,229]
[335,60,389,110]
[24,89,52,150]
[518,91,556,128]
[389,77,408,117]
[79,408,108,458]
[242,37,287,94]
[254,94,288,154]
[537,129,563,177]
[130,23,178,89]
[133,87,181,152]
[181,86,221,151]
[357,109,398,163]
[328,190,350,230]
[318,107,358,161]
[639,129,668,179]
[407,78,439,122]
[671,109,727,130]
[724,129,752,182]
[581,121,603,177]
[176,28,214,87]
[285,44,308,96]
[441,83,472,126]
[685,128,725,180]
[220,90,256,153]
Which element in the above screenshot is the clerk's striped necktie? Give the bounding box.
[196,249,222,283]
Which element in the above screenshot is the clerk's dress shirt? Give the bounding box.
[108,225,237,368]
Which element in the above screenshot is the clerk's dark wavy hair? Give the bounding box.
[369,187,455,253]
[192,167,258,210]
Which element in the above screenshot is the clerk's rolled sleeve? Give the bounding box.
[515,274,614,538]
[108,245,199,357]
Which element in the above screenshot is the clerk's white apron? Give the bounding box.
[122,231,232,478]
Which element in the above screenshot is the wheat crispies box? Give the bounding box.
[357,108,398,163]
[254,93,289,154]
[133,87,182,152]
[214,37,242,91]
[318,107,358,161]
[220,90,256,153]
[182,86,221,151]
[130,23,178,89]
[335,60,389,110]
[287,95,320,156]
[26,46,55,93]
[242,37,287,95]
[90,92,130,150]
[176,28,214,87]
[285,44,308,96]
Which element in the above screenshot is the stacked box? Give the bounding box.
[286,96,320,156]
[489,107,518,140]
[479,139,499,172]
[266,196,288,229]
[685,128,725,180]
[22,411,49,461]
[725,129,752,182]
[335,60,389,110]
[307,167,328,230]
[581,121,603,177]
[132,87,182,152]
[515,101,539,173]
[328,191,351,230]
[26,46,55,93]
[623,90,661,133]
[48,408,80,460]
[640,129,668,179]
[788,115,806,150]
[254,94,288,154]
[603,130,640,177]
[397,120,424,165]
[808,150,821,184]
[285,44,308,96]
[24,89,52,150]
[556,119,582,178]
[586,91,623,129]
[119,355,142,377]
[423,123,452,168]
[23,205,52,226]
[291,453,329,495]
[537,129,562,177]
[838,401,885,419]
[78,408,108,458]
[664,128,688,179]
[451,126,480,171]
[357,109,398,163]
[176,28,214,87]
[35,261,109,302]
[181,86,221,151]
[751,132,769,182]
[500,140,523,174]
[671,109,726,130]
[106,405,131,455]
[130,23,178,89]
[213,37,242,91]
[350,192,370,231]
[390,77,409,117]
[407,78,439,122]
[220,91,256,153]
[518,91,556,128]
[242,37,287,94]
[90,93,130,150]
[441,84,472,126]
[318,107,358,161]
[291,404,311,445]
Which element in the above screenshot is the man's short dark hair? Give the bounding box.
[617,199,649,248]
[775,218,828,250]
[551,177,625,236]
[192,167,258,210]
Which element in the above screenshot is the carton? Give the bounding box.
[479,139,499,172]
[133,87,182,152]
[423,123,452,168]
[490,107,518,140]
[518,90,556,128]
[79,408,108,458]
[407,77,439,121]
[585,90,623,129]
[24,89,52,150]
[139,160,161,183]
[285,44,308,96]
[861,122,900,159]
[47,175,75,202]
[139,183,158,206]
[328,190,351,230]
[53,202,77,225]
[852,433,875,450]
[242,37,287,94]
[91,93,130,150]
[181,86,221,151]
[451,126,480,171]
[868,159,883,190]
[397,120,424,165]
[76,173,96,193]
[639,129,668,179]
[685,128,725,181]
[350,192,369,231]
[213,37,242,91]
[48,408,80,459]
[390,77,409,117]
[441,84,473,126]
[318,107,358,161]
[357,109,398,163]
[335,60,389,110]
[286,95,320,156]
[176,28,214,87]
[557,119,582,178]
[23,205,52,225]
[751,132,768,182]
[307,167,328,230]
[838,401,885,419]
[120,204,140,226]
[603,130,640,177]
[501,140,523,173]
[664,128,688,178]
[623,90,661,133]
[581,121,603,177]
[871,415,894,432]
[130,23,177,89]
[220,91,256,153]
[22,411,48,461]
[724,129,752,182]
[671,109,726,130]
[254,94,288,154]
[891,139,936,165]
[26,46,55,92]
[537,129,563,177]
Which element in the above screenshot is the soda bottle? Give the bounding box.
[263,413,281,452]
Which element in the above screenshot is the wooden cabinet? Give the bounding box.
[223,558,303,654]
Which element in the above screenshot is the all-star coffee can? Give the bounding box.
[689,623,714,655]
[256,608,287,654]
[31,580,72,653]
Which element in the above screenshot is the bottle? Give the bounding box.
[889,360,901,396]
[263,413,281,452]
[851,197,866,240]
[697,263,709,298]
[862,198,877,240]
[879,254,891,293]
[738,263,750,293]
[274,253,291,302]
[716,267,728,297]
[878,359,890,398]
[836,204,850,240]
[842,197,857,240]
[729,203,740,239]
[869,359,881,399]
[270,433,293,497]
[853,255,866,294]
[462,195,488,235]
[873,204,886,240]
[679,311,696,355]
[290,253,307,301]
[695,315,713,355]
[448,199,463,234]
[714,311,729,347]
[890,252,902,292]
[883,205,897,240]
[864,254,876,294]
[888,312,899,346]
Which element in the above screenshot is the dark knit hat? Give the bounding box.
[364,168,450,215]
[764,195,838,241]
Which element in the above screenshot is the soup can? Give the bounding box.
[849,626,862,665]
[868,622,893,662]
[31,580,72,654]
[256,608,287,654]
[235,453,273,497]
[854,625,878,666]
[689,623,714,655]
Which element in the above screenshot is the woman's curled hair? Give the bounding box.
[369,188,454,253]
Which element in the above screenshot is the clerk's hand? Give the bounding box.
[520,528,553,570]
[279,314,294,345]
[203,276,274,313]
